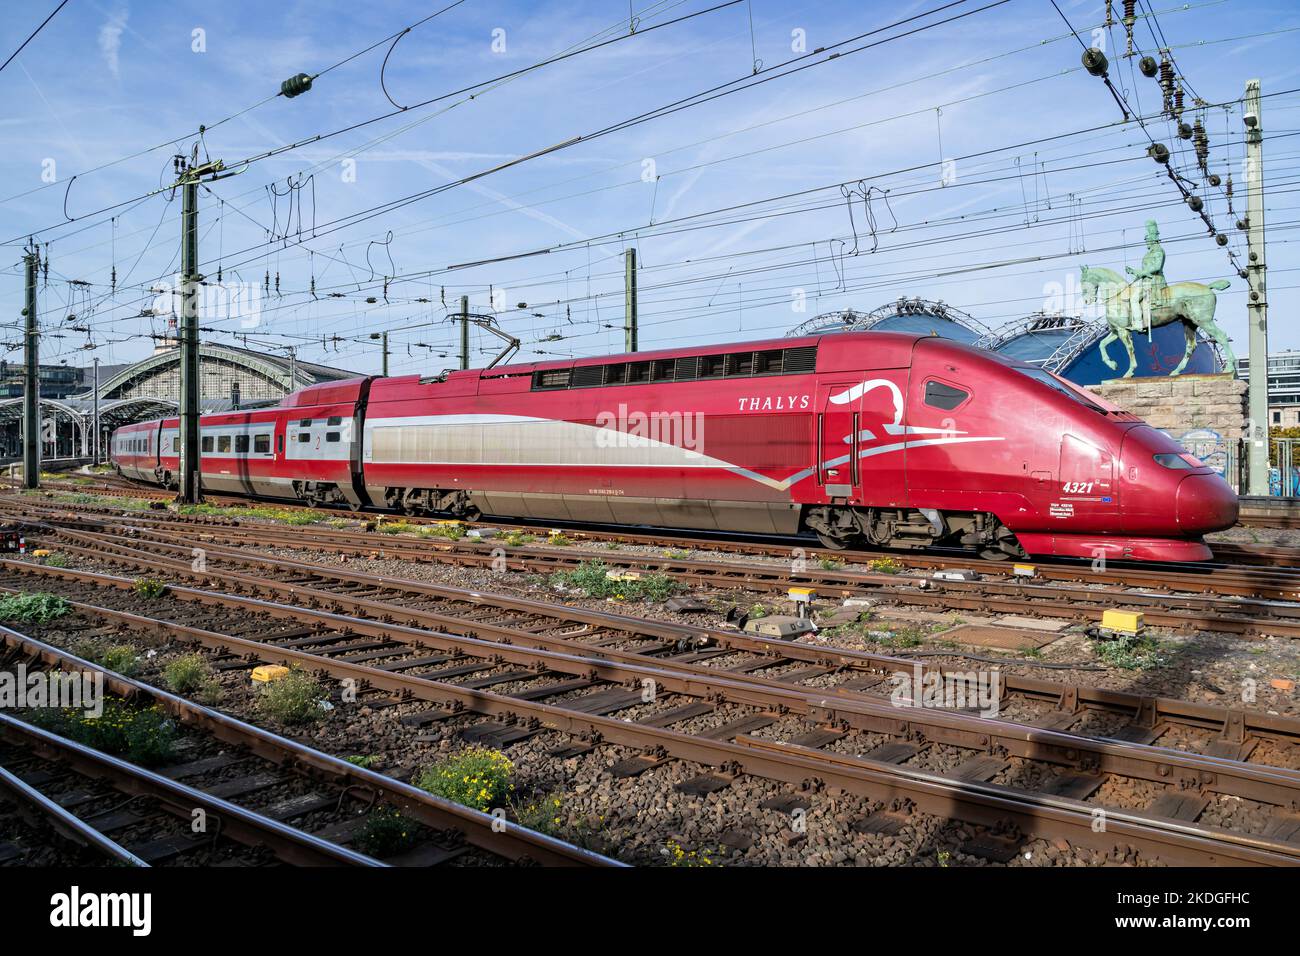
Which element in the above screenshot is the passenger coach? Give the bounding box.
[111,331,1238,562]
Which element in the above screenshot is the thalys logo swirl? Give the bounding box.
[727,378,1004,492]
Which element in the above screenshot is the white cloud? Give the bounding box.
[99,7,129,78]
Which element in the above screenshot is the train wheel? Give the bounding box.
[816,532,853,550]
[979,548,1010,561]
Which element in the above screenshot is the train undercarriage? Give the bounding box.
[381,486,480,520]
[803,505,1025,560]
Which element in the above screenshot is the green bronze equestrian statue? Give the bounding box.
[1079,220,1236,378]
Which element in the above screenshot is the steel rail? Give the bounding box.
[0,709,386,867]
[8,489,1300,588]
[8,582,1296,866]
[0,624,622,868]
[54,511,1300,638]
[5,561,1300,858]
[27,520,1300,748]
[30,525,1300,769]
[0,761,150,866]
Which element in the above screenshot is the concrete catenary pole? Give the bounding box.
[22,249,39,489]
[1244,79,1270,496]
[178,164,202,503]
[92,357,100,464]
[459,295,470,370]
[624,247,638,353]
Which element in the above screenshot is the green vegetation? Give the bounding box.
[0,592,70,623]
[42,552,70,568]
[549,560,680,602]
[1091,633,1165,671]
[162,653,216,696]
[663,548,690,560]
[509,793,608,849]
[416,747,514,812]
[353,808,420,857]
[99,645,139,676]
[30,701,177,766]
[501,531,535,547]
[131,577,167,599]
[421,523,466,541]
[174,502,329,525]
[747,603,767,619]
[867,557,904,574]
[876,625,926,649]
[256,669,327,724]
[546,532,571,546]
[818,557,845,571]
[346,754,381,769]
[662,838,715,867]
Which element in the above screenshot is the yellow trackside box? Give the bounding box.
[1013,564,1036,578]
[788,587,815,602]
[1101,610,1144,635]
[251,664,291,684]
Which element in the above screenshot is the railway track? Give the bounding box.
[3,559,1299,865]
[17,478,1300,572]
[18,505,1300,643]
[21,518,1300,766]
[0,626,614,867]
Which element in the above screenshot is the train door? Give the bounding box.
[815,383,859,499]
[1056,433,1118,520]
[815,373,908,507]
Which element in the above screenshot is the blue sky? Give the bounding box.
[2,0,1298,379]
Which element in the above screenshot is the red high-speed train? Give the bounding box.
[110,331,1238,562]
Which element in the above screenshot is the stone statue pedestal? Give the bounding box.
[1090,374,1245,482]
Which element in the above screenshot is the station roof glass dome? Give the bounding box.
[791,301,1223,386]
[787,298,989,343]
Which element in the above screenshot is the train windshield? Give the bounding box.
[1012,367,1105,411]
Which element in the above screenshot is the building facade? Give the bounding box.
[1237,351,1300,427]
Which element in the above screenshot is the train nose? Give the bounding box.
[1175,473,1239,534]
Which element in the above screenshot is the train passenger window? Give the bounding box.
[235,435,249,453]
[755,350,784,375]
[651,360,675,382]
[297,433,310,443]
[201,436,213,452]
[603,363,626,385]
[254,434,270,454]
[327,416,342,426]
[924,380,969,411]
[626,361,650,383]
[535,369,570,389]
[726,352,755,376]
[325,432,340,443]
[277,435,284,453]
[217,436,231,453]
[299,419,312,428]
[699,355,725,378]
